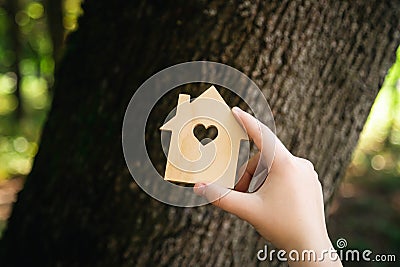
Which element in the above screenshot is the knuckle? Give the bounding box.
[307,162,316,172]
[294,157,315,170]
[303,159,315,170]
[282,153,297,166]
[294,157,320,182]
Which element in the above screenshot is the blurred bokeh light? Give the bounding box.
[0,0,82,181]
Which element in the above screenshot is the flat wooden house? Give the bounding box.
[160,86,248,188]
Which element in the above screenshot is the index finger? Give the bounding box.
[232,107,293,172]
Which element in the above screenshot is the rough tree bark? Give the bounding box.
[1,0,399,266]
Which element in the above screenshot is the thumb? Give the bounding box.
[194,182,257,221]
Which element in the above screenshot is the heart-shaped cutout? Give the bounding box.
[193,124,218,146]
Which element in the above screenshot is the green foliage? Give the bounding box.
[328,46,400,265]
[0,0,82,180]
[349,46,400,179]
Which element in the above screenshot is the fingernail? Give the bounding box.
[232,106,241,115]
[194,183,207,196]
[232,107,245,128]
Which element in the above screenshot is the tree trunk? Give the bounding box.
[44,0,65,64]
[1,0,399,266]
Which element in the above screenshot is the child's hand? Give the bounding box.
[194,107,342,266]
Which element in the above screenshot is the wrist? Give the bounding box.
[283,235,342,267]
